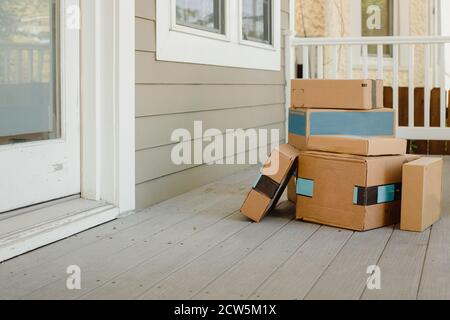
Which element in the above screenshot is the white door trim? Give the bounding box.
[80,0,135,214]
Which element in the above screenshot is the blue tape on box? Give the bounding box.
[296,178,315,198]
[289,111,394,137]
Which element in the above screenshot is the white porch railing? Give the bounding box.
[285,35,450,141]
[0,43,49,84]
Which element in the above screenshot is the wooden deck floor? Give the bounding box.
[0,159,449,300]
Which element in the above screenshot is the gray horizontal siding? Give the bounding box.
[136,84,285,117]
[135,0,289,209]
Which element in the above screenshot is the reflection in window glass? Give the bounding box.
[361,0,393,56]
[176,0,225,34]
[0,0,60,145]
[242,0,272,45]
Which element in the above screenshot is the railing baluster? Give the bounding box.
[424,44,431,128]
[16,49,23,84]
[440,43,447,128]
[37,49,43,82]
[317,45,324,79]
[346,46,353,79]
[377,44,384,80]
[2,49,8,83]
[393,44,400,115]
[28,49,34,82]
[408,45,415,128]
[303,45,309,79]
[362,44,368,78]
[331,46,338,79]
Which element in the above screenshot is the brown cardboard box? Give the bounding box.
[296,152,420,231]
[291,79,384,110]
[307,136,407,156]
[241,144,301,222]
[289,108,396,151]
[401,158,443,232]
[287,176,297,204]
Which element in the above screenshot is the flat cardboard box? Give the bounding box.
[307,135,407,156]
[291,79,384,110]
[401,158,443,232]
[287,176,297,204]
[296,151,420,231]
[241,144,301,222]
[289,108,396,151]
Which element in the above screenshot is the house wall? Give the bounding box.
[134,0,290,209]
[295,0,429,87]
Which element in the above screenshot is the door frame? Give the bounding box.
[80,0,135,214]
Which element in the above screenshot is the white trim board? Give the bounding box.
[0,199,119,262]
[80,0,135,213]
[156,0,281,71]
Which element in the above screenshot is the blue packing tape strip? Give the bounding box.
[289,112,307,136]
[288,111,394,137]
[310,111,394,136]
[377,184,396,204]
[253,173,262,189]
[297,178,315,198]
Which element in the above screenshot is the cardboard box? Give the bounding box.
[289,108,396,151]
[291,79,384,110]
[241,144,301,222]
[287,176,297,204]
[296,152,420,231]
[401,158,443,232]
[307,136,407,156]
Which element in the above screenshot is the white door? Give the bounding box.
[0,0,80,213]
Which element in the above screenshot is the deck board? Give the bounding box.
[360,228,431,300]
[194,218,320,300]
[1,159,449,300]
[137,206,294,300]
[249,227,353,300]
[417,158,450,300]
[305,226,394,300]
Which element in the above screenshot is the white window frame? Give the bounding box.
[350,0,410,69]
[156,0,281,71]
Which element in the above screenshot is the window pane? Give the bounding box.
[361,0,393,56]
[0,0,60,145]
[176,0,225,34]
[242,0,272,44]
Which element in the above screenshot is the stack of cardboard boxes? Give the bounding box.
[241,79,443,232]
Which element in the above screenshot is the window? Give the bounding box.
[242,0,272,44]
[0,0,60,145]
[156,0,281,70]
[361,0,393,56]
[176,0,225,35]
[350,0,410,68]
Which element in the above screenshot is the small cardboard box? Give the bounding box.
[287,176,297,204]
[307,136,407,156]
[401,158,443,232]
[296,151,420,231]
[291,79,384,110]
[241,144,301,222]
[289,108,396,151]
